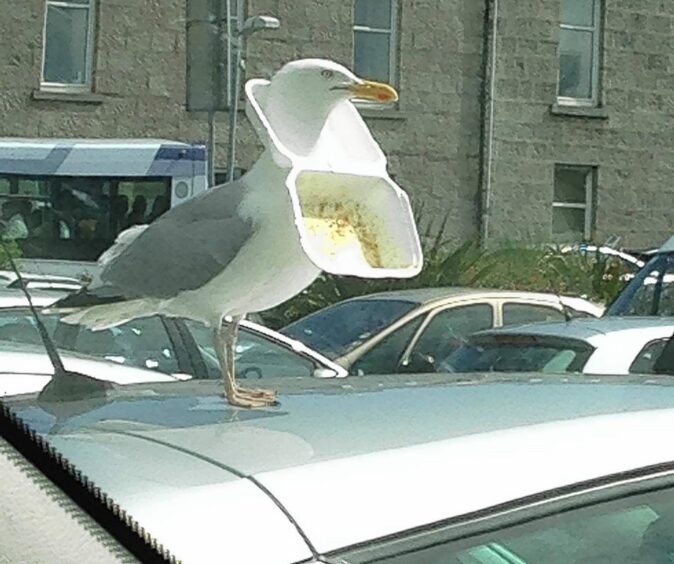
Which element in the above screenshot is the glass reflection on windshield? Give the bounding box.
[282,299,418,358]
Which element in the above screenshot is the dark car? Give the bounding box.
[281,288,603,375]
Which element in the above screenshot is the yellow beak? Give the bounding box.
[348,80,398,103]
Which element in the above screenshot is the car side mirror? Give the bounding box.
[313,367,338,379]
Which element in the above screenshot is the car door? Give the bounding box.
[399,303,495,373]
[349,315,427,376]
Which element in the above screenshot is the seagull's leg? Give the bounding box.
[213,321,242,406]
[213,318,276,408]
[227,316,277,403]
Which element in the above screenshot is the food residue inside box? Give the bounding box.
[301,199,403,268]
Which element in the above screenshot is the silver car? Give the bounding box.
[6,374,674,562]
[282,288,604,375]
[439,317,674,376]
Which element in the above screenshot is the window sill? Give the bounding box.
[549,103,608,119]
[358,107,407,121]
[32,89,106,104]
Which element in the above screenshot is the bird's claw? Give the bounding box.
[235,385,277,401]
[224,386,278,408]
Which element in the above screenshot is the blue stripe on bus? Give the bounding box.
[146,146,207,176]
[0,146,73,175]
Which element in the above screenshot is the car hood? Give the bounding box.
[45,428,313,564]
[16,374,674,471]
[18,375,674,558]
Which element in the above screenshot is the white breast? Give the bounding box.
[162,159,320,326]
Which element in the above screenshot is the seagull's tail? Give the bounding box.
[46,289,159,331]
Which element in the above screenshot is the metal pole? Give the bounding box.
[226,44,241,182]
[207,110,215,187]
[226,0,245,182]
[225,0,233,107]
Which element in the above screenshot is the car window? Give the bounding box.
[629,339,669,374]
[64,316,180,374]
[608,253,674,316]
[0,308,59,347]
[281,299,419,358]
[410,304,494,365]
[339,483,674,564]
[502,303,565,326]
[439,336,594,374]
[351,316,425,375]
[184,320,316,379]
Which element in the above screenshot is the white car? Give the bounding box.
[0,290,346,396]
[0,340,184,396]
[439,317,674,375]
[6,374,674,562]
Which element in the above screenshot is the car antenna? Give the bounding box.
[547,251,573,323]
[0,237,110,402]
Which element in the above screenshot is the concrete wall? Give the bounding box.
[484,0,674,248]
[2,0,672,248]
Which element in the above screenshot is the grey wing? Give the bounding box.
[99,179,256,299]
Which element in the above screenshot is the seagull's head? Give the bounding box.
[270,59,398,109]
[261,59,398,157]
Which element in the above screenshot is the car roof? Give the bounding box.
[12,374,674,560]
[0,288,63,308]
[344,287,587,306]
[475,316,674,343]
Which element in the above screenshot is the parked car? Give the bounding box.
[281,288,604,375]
[7,373,674,562]
[0,302,347,390]
[560,243,645,270]
[438,317,674,376]
[0,270,84,292]
[0,340,185,397]
[607,234,674,317]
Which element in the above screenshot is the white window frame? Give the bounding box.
[40,0,96,93]
[557,0,602,107]
[552,164,596,242]
[352,0,398,96]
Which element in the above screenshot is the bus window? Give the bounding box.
[17,178,49,198]
[0,175,171,261]
[118,179,171,228]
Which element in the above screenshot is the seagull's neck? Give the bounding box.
[264,94,336,157]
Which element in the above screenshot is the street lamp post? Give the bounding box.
[225,8,279,183]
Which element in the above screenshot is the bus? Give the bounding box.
[0,138,207,274]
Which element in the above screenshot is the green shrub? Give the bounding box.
[260,214,629,329]
[0,239,21,270]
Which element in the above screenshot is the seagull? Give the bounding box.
[50,59,420,408]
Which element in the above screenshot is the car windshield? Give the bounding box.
[607,253,674,316]
[439,336,595,374]
[281,298,419,358]
[3,2,674,560]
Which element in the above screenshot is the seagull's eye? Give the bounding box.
[321,69,334,79]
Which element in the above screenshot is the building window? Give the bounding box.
[557,0,601,106]
[552,165,595,242]
[353,0,398,87]
[41,0,96,91]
